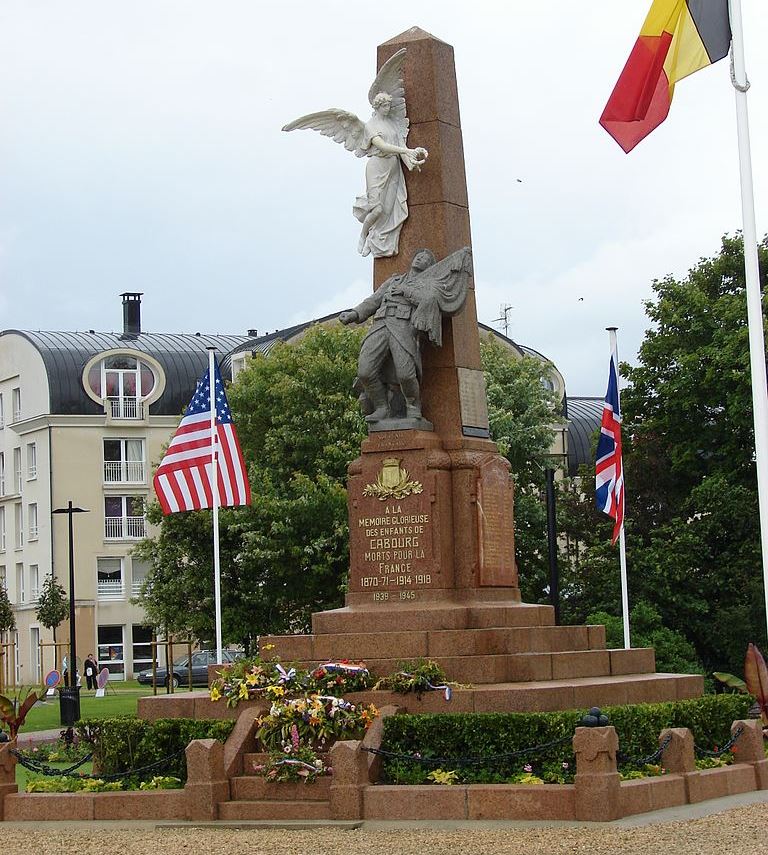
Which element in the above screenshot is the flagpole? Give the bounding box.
[729,0,768,642]
[607,327,631,649]
[208,347,224,666]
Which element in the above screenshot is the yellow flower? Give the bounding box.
[238,682,250,700]
[210,686,221,702]
[267,685,285,698]
[263,643,276,651]
[245,673,259,687]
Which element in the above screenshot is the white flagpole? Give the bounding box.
[607,327,631,649]
[729,0,768,641]
[208,348,223,666]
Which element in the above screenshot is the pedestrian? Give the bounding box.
[84,654,98,690]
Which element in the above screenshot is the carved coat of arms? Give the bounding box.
[363,457,423,501]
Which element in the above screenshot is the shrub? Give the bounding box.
[77,717,236,783]
[380,694,751,784]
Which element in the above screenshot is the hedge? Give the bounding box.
[380,694,752,784]
[76,717,236,783]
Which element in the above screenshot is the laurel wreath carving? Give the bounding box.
[362,467,424,501]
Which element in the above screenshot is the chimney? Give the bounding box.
[120,292,143,338]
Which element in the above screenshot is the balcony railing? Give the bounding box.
[12,409,21,423]
[104,516,147,540]
[104,460,146,483]
[97,579,125,600]
[28,525,38,541]
[107,397,144,420]
[131,579,146,597]
[27,466,37,480]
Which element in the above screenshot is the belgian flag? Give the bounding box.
[600,0,731,152]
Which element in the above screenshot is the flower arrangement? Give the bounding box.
[308,661,374,696]
[253,724,331,784]
[373,659,455,700]
[255,694,379,751]
[209,655,306,708]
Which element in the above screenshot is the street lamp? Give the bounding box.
[52,501,89,726]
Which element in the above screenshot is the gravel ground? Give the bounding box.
[2,804,766,855]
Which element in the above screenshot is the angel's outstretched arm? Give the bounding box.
[370,135,428,171]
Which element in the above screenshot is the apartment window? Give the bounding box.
[28,504,38,541]
[104,496,146,540]
[97,557,124,600]
[13,448,22,494]
[11,388,21,423]
[0,565,6,590]
[29,564,39,602]
[0,508,5,552]
[26,443,37,480]
[0,452,4,495]
[14,503,23,549]
[103,438,145,483]
[132,624,153,673]
[0,393,4,428]
[97,625,125,679]
[131,558,149,597]
[87,355,156,420]
[30,626,41,682]
[16,562,24,604]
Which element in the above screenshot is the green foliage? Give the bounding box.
[586,601,703,675]
[379,694,751,784]
[77,716,235,783]
[135,325,366,646]
[0,583,15,633]
[26,776,123,793]
[35,574,68,632]
[372,659,450,697]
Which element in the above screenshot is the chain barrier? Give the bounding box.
[362,734,572,768]
[11,746,186,781]
[694,725,743,758]
[617,733,673,768]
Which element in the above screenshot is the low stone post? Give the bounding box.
[0,741,19,821]
[185,739,230,821]
[658,727,696,774]
[731,719,768,788]
[573,726,621,821]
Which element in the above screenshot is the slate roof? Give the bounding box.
[564,396,603,475]
[1,329,249,416]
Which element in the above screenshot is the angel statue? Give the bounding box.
[339,246,473,428]
[282,48,428,258]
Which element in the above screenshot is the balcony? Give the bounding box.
[107,397,144,420]
[104,460,146,483]
[131,579,146,597]
[28,526,38,541]
[104,516,147,540]
[12,409,21,424]
[97,579,125,601]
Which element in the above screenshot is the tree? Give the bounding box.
[576,235,768,674]
[0,585,15,635]
[35,574,68,667]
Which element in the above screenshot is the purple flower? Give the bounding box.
[523,764,533,773]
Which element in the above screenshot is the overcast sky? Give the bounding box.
[1,1,765,395]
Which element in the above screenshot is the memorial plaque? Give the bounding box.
[476,458,516,586]
[458,367,490,433]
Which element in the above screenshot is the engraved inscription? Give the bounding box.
[458,367,490,430]
[477,461,515,586]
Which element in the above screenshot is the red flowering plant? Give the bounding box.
[252,724,331,784]
[307,661,374,696]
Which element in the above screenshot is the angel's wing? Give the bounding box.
[282,109,367,155]
[368,48,407,122]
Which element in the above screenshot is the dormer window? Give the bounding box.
[83,351,163,420]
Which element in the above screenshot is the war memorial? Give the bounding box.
[1,27,766,826]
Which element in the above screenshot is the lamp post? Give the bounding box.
[52,501,89,726]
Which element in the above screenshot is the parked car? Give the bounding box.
[136,649,240,688]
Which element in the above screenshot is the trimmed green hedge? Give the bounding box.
[380,694,752,784]
[76,717,236,784]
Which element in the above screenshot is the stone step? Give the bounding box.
[310,602,556,635]
[263,625,608,664]
[231,776,331,801]
[218,799,332,821]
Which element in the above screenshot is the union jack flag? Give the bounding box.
[153,359,251,514]
[595,340,624,545]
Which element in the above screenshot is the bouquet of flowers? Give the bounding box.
[308,661,374,696]
[209,656,306,708]
[373,659,454,700]
[253,724,331,784]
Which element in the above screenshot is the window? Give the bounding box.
[104,496,146,539]
[13,448,22,494]
[131,558,149,597]
[0,508,5,552]
[103,438,145,483]
[26,443,37,480]
[97,558,124,600]
[30,626,40,682]
[28,504,38,541]
[14,503,22,549]
[87,355,156,420]
[132,625,153,673]
[16,562,24,604]
[0,564,6,590]
[0,452,4,495]
[0,393,3,428]
[97,625,125,679]
[12,388,21,423]
[29,564,39,602]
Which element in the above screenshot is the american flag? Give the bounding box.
[153,359,251,514]
[595,341,624,545]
